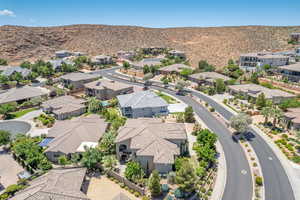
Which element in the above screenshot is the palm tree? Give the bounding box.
[261,107,272,124]
[271,106,283,128]
[87,97,101,113]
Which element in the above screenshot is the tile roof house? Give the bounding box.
[283,108,300,130]
[228,84,296,103]
[85,79,133,100]
[44,114,108,162]
[91,55,113,65]
[49,59,75,71]
[1,66,31,78]
[60,72,99,90]
[55,50,73,58]
[116,118,187,174]
[42,95,87,120]
[132,58,163,69]
[278,62,300,82]
[117,90,168,118]
[189,72,231,85]
[11,167,89,200]
[159,63,192,75]
[168,50,186,60]
[0,86,48,105]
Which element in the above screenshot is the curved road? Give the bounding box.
[96,68,253,200]
[190,91,295,200]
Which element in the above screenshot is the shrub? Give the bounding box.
[134,192,140,197]
[255,176,263,186]
[0,193,9,200]
[209,107,215,112]
[291,156,300,163]
[5,184,24,196]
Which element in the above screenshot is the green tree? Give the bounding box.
[270,106,283,127]
[196,129,217,148]
[198,60,215,72]
[99,130,117,155]
[184,106,195,123]
[228,59,235,65]
[180,68,193,77]
[0,130,11,146]
[58,155,68,167]
[0,102,17,118]
[148,170,162,197]
[262,64,271,71]
[215,78,226,94]
[123,61,130,71]
[81,147,103,171]
[124,161,145,183]
[9,72,23,84]
[0,75,9,84]
[143,65,150,74]
[12,136,52,170]
[0,58,8,66]
[175,161,197,193]
[88,97,101,113]
[20,61,31,69]
[230,113,253,134]
[71,153,81,166]
[256,93,266,109]
[250,72,259,84]
[174,157,189,171]
[261,106,272,124]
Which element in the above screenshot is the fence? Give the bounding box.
[107,170,145,195]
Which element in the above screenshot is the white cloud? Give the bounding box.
[0,9,16,17]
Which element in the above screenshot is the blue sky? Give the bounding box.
[0,0,299,27]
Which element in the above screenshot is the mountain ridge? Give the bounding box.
[1,24,299,67]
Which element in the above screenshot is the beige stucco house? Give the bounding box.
[84,79,133,100]
[44,114,108,162]
[41,95,87,120]
[115,118,187,174]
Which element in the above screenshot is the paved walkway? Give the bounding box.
[16,109,49,137]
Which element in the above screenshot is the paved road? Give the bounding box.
[96,68,253,200]
[190,92,295,200]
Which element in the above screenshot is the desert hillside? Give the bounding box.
[0,24,299,67]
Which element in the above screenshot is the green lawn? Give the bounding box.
[9,108,38,119]
[155,91,178,104]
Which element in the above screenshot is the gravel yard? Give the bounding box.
[87,176,139,200]
[0,147,23,190]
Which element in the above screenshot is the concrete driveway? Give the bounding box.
[0,147,23,189]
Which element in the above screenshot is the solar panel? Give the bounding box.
[39,138,54,147]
